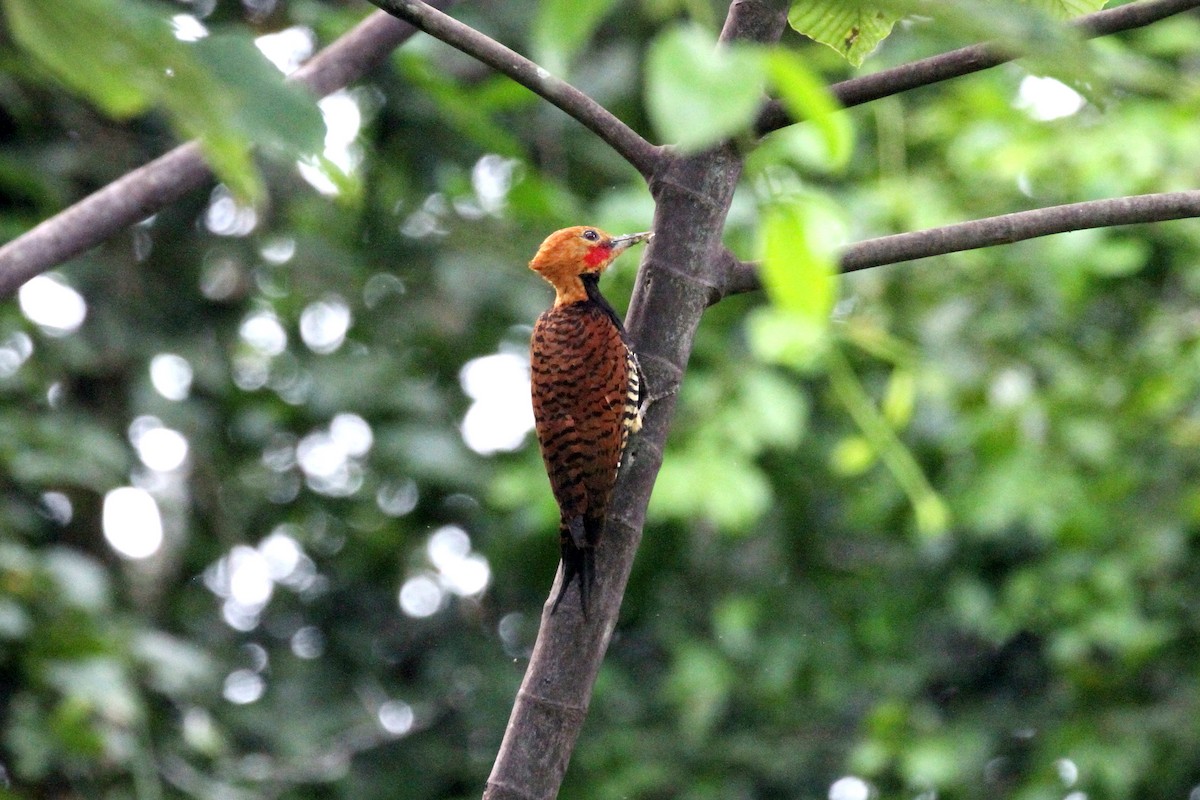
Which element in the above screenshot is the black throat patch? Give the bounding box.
[580,273,627,337]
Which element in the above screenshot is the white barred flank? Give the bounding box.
[617,346,643,474]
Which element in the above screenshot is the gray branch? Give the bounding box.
[755,0,1200,134]
[0,6,450,297]
[721,191,1200,296]
[366,0,664,178]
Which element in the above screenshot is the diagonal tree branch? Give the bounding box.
[755,0,1200,134]
[366,0,664,178]
[0,6,450,298]
[719,190,1200,297]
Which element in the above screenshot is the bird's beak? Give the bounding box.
[609,231,653,252]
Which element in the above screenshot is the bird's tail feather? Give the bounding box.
[552,515,598,617]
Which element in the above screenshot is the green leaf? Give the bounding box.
[532,0,622,74]
[3,0,158,117]
[882,367,916,426]
[747,196,845,371]
[765,50,853,169]
[787,1,900,66]
[133,632,217,696]
[0,414,129,491]
[831,435,877,475]
[43,551,110,612]
[2,0,323,202]
[189,35,324,157]
[758,199,839,324]
[397,53,526,158]
[44,658,141,726]
[645,24,767,152]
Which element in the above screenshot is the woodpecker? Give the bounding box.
[528,225,651,616]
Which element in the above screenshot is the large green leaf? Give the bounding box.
[757,198,839,322]
[644,24,767,152]
[765,49,853,169]
[746,197,843,371]
[3,0,158,118]
[3,0,323,201]
[189,35,324,158]
[787,1,900,66]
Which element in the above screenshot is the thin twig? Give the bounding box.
[365,0,663,178]
[721,190,1200,295]
[0,7,448,297]
[756,0,1200,134]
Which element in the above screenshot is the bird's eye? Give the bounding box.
[582,229,599,242]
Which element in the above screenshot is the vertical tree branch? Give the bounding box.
[483,2,792,798]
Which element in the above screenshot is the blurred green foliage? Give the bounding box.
[3,0,323,201]
[1,1,1200,799]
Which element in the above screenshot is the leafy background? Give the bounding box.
[2,0,1200,798]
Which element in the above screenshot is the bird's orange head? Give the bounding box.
[530,226,652,305]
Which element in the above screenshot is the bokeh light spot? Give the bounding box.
[171,13,208,41]
[227,545,273,608]
[378,700,414,736]
[290,626,325,659]
[297,90,363,196]
[40,491,73,526]
[330,413,372,456]
[255,26,315,75]
[377,479,419,517]
[1056,758,1079,787]
[829,776,871,800]
[239,310,287,356]
[102,487,164,559]
[205,185,258,237]
[399,574,443,618]
[459,353,535,455]
[136,427,190,472]
[223,669,265,705]
[1016,75,1084,121]
[19,275,87,336]
[258,530,301,581]
[427,526,471,571]
[300,296,351,354]
[0,332,33,377]
[150,353,193,401]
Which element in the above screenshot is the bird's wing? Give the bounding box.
[530,304,629,540]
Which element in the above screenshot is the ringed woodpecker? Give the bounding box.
[528,225,651,616]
